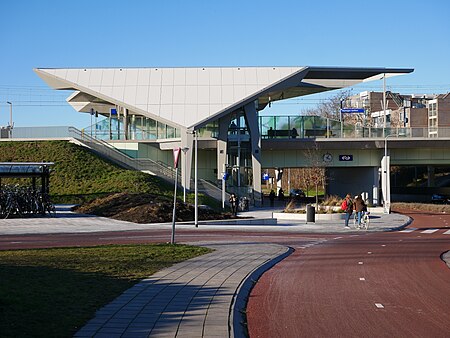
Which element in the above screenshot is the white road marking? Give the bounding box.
[421,229,439,234]
[359,278,366,281]
[443,230,450,235]
[381,245,386,247]
[334,237,343,239]
[367,252,372,254]
[358,261,364,265]
[375,303,385,309]
[9,241,23,244]
[400,228,417,233]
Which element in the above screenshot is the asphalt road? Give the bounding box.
[1,210,448,337]
[246,210,450,338]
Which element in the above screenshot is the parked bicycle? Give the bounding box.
[0,185,55,219]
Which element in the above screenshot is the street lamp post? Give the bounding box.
[194,131,198,227]
[6,101,13,138]
[383,133,404,213]
[181,147,189,202]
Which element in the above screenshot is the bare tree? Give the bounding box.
[303,142,327,207]
[303,89,353,120]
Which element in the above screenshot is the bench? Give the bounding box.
[305,129,330,137]
[267,129,297,138]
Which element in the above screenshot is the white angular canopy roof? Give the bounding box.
[34,66,413,130]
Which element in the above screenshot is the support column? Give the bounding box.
[244,101,262,206]
[124,108,129,140]
[217,116,230,181]
[427,165,435,187]
[181,129,194,192]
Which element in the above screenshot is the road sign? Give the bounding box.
[173,147,181,168]
[339,155,353,161]
[340,108,365,113]
[262,173,269,181]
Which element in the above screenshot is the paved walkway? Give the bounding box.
[0,205,411,235]
[74,243,291,338]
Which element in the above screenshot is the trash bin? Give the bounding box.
[306,204,315,222]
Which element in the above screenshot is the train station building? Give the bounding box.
[33,66,450,205]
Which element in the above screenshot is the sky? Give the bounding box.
[1,0,449,129]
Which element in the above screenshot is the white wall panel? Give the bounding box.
[221,68,234,85]
[197,104,210,122]
[173,86,186,104]
[136,86,149,105]
[159,105,173,121]
[245,84,258,97]
[171,105,185,124]
[149,69,162,85]
[185,86,198,105]
[161,68,174,86]
[197,86,210,105]
[209,86,222,105]
[256,68,269,85]
[137,69,151,86]
[184,105,197,126]
[160,86,174,105]
[185,68,198,85]
[198,68,209,86]
[89,69,103,86]
[267,67,282,83]
[148,86,161,103]
[124,86,137,105]
[111,86,125,101]
[147,104,161,116]
[77,70,90,87]
[173,68,186,85]
[125,69,139,86]
[65,69,80,84]
[113,69,126,85]
[244,68,258,85]
[222,85,234,105]
[209,68,222,86]
[233,68,245,85]
[233,85,246,102]
[101,70,114,87]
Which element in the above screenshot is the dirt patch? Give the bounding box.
[74,192,235,223]
[391,202,450,214]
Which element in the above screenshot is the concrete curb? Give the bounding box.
[441,251,450,269]
[231,245,293,338]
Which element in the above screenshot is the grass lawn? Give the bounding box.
[0,244,211,337]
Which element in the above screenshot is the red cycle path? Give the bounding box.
[247,211,450,337]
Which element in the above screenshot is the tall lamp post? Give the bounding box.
[194,130,198,227]
[6,101,13,138]
[181,147,189,202]
[383,133,404,213]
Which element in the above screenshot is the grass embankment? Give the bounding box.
[0,141,223,214]
[0,141,171,203]
[0,244,211,337]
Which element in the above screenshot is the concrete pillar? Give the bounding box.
[244,101,262,206]
[427,165,435,187]
[124,108,129,140]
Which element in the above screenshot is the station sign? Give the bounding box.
[340,108,365,113]
[339,155,353,161]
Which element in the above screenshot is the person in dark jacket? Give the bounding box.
[354,194,366,227]
[342,194,354,228]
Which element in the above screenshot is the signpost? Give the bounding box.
[340,108,365,113]
[171,147,181,244]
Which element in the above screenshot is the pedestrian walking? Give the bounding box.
[341,194,354,228]
[229,193,238,216]
[354,194,366,227]
[269,189,276,207]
